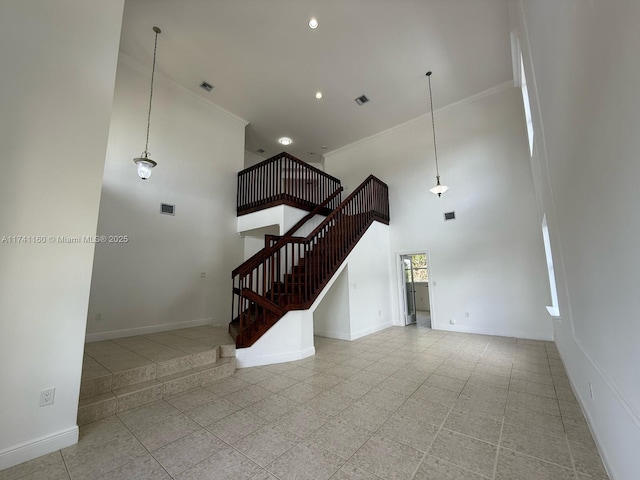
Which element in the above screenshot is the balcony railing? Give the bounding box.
[237,152,342,216]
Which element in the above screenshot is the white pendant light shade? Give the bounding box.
[425,71,448,197]
[429,176,449,197]
[133,26,161,179]
[134,157,157,180]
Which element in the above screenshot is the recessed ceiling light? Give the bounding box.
[279,137,293,146]
[315,92,323,99]
[309,18,318,29]
[321,145,328,149]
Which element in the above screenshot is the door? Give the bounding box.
[401,254,417,325]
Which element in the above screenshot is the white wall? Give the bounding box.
[238,222,393,366]
[0,0,124,468]
[86,55,246,340]
[244,149,266,168]
[514,1,640,477]
[314,269,351,339]
[325,87,551,340]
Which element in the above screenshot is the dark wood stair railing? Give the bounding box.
[237,152,342,216]
[230,175,390,348]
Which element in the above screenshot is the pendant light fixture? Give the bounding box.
[426,71,448,197]
[133,26,161,180]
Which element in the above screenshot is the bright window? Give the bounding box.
[520,54,534,156]
[542,215,560,317]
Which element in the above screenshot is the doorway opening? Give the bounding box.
[399,253,431,327]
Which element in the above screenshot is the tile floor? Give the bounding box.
[1,326,609,480]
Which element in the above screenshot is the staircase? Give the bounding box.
[230,165,390,349]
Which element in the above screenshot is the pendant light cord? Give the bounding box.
[144,28,161,157]
[427,72,440,178]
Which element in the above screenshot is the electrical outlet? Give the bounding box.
[378,310,381,316]
[200,272,206,278]
[465,312,470,318]
[589,383,595,400]
[95,313,102,322]
[40,388,55,407]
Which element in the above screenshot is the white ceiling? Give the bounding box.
[120,0,513,163]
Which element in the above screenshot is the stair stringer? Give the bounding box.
[235,222,393,368]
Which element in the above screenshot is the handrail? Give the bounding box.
[237,152,342,216]
[233,187,343,277]
[281,187,343,239]
[231,174,389,348]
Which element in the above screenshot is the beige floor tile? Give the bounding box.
[507,391,560,416]
[224,384,272,408]
[165,387,221,412]
[0,451,69,480]
[336,400,392,431]
[428,429,497,478]
[351,434,424,480]
[570,440,609,479]
[62,431,147,480]
[411,385,459,407]
[204,376,249,396]
[278,381,326,402]
[423,374,467,393]
[396,397,451,427]
[495,448,575,480]
[330,463,380,480]
[151,429,225,476]
[127,410,201,450]
[245,393,299,422]
[328,380,372,400]
[231,424,301,467]
[359,386,408,412]
[206,409,269,443]
[266,441,344,480]
[175,446,261,480]
[308,418,374,459]
[413,455,488,480]
[306,390,354,417]
[500,423,572,468]
[443,409,502,444]
[275,405,332,437]
[509,378,557,399]
[95,454,171,480]
[255,374,299,393]
[504,403,565,436]
[185,396,242,426]
[377,411,440,452]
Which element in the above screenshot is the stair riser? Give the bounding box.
[80,374,112,400]
[112,364,157,390]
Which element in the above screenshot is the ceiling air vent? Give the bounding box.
[355,95,369,105]
[256,148,265,154]
[199,81,214,92]
[444,211,456,221]
[161,203,175,216]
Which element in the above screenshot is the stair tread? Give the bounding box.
[112,379,162,397]
[78,391,116,408]
[157,368,200,383]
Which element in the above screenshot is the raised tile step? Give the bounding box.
[77,392,116,426]
[78,344,236,425]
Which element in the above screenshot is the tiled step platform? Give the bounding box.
[79,326,236,425]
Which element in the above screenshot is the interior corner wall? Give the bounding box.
[515,1,640,477]
[313,268,351,339]
[86,56,246,340]
[0,0,124,468]
[325,87,551,341]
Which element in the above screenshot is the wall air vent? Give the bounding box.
[161,203,175,216]
[199,81,214,92]
[355,95,369,105]
[444,211,456,221]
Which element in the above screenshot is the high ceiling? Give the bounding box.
[119,0,513,163]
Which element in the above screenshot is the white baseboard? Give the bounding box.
[313,329,351,340]
[350,321,393,340]
[432,323,553,341]
[236,347,315,368]
[85,317,214,342]
[0,426,78,471]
